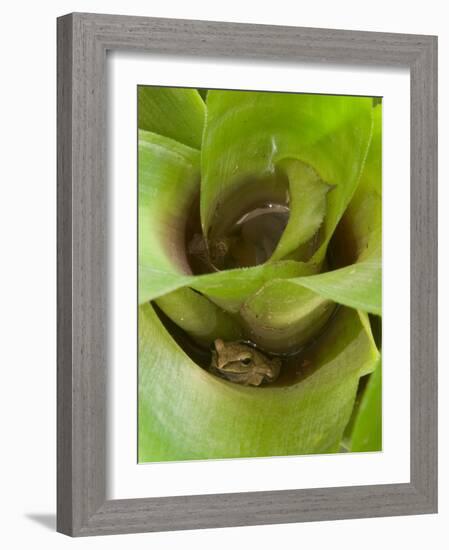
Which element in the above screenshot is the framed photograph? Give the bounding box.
[57,12,437,536]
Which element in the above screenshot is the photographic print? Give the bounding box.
[137,86,382,463]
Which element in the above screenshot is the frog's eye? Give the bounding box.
[240,355,252,366]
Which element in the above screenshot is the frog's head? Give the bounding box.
[213,339,255,374]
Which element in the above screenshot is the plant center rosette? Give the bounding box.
[138,87,382,461]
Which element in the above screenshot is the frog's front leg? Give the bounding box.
[245,371,266,386]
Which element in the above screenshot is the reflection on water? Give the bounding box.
[186,171,291,274]
[207,202,290,270]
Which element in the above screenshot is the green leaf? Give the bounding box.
[241,280,335,353]
[138,86,206,149]
[200,90,374,262]
[348,361,382,452]
[291,258,381,316]
[155,287,242,345]
[138,130,200,304]
[238,254,380,353]
[270,159,333,262]
[299,104,381,315]
[191,259,316,313]
[331,104,382,265]
[138,303,379,461]
[145,257,317,313]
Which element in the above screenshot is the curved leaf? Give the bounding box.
[241,280,335,353]
[155,287,242,345]
[270,159,333,262]
[191,260,316,313]
[292,258,381,315]
[238,257,379,354]
[299,104,382,314]
[138,130,200,304]
[347,103,382,262]
[138,303,379,461]
[144,257,317,313]
[200,90,374,263]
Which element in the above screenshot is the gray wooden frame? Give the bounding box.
[57,12,438,536]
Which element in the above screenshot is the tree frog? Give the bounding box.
[210,339,281,386]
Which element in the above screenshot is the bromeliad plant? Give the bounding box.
[138,86,382,462]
